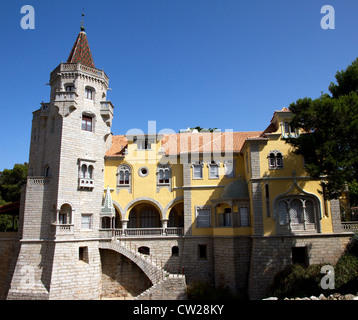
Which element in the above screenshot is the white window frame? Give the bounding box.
[81,214,92,230]
[208,160,220,179]
[192,161,204,180]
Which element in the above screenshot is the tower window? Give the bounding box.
[66,85,75,92]
[85,88,93,100]
[82,115,93,132]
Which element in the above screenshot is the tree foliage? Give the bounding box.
[0,163,28,205]
[287,58,358,202]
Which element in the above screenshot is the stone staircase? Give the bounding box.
[100,240,187,300]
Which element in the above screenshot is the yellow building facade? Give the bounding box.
[103,108,338,239]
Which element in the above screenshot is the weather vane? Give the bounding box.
[81,8,85,31]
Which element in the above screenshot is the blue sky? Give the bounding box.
[1,0,358,170]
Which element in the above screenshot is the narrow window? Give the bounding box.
[269,153,276,168]
[85,88,93,100]
[79,246,89,263]
[208,161,219,179]
[172,246,179,256]
[240,207,249,227]
[198,245,207,259]
[88,165,93,179]
[82,115,93,132]
[193,162,203,179]
[276,153,283,168]
[265,184,270,217]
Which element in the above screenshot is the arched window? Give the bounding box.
[172,246,179,256]
[268,150,283,169]
[59,204,72,225]
[78,159,95,189]
[157,164,171,186]
[44,165,50,177]
[117,164,131,186]
[88,165,93,179]
[81,164,87,178]
[277,196,318,232]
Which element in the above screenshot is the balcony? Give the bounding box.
[54,224,74,235]
[342,222,358,233]
[99,227,184,239]
[100,101,114,118]
[78,178,94,189]
[54,91,78,103]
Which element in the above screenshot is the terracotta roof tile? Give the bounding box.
[106,131,263,158]
[67,31,95,68]
[106,136,128,157]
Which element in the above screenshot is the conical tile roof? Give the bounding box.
[67,31,95,68]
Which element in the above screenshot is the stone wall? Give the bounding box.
[248,233,352,299]
[49,241,102,299]
[0,235,20,300]
[100,248,152,298]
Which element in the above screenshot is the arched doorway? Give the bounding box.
[128,203,162,228]
[168,202,184,228]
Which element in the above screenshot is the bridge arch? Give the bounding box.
[99,241,166,286]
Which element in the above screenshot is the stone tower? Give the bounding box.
[7,25,114,299]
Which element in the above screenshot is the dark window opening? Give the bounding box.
[292,247,308,267]
[79,246,89,263]
[138,246,150,255]
[172,246,179,256]
[198,244,207,259]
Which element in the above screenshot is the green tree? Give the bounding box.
[0,163,28,205]
[287,58,358,202]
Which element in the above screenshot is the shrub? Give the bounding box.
[266,263,330,299]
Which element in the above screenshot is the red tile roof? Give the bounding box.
[67,31,95,68]
[106,131,263,158]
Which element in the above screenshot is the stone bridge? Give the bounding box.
[99,240,187,300]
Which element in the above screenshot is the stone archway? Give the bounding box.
[128,203,162,228]
[100,248,152,299]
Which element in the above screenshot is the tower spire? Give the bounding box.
[81,9,85,32]
[66,12,95,68]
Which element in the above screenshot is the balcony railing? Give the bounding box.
[99,227,184,238]
[55,224,74,235]
[342,221,358,233]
